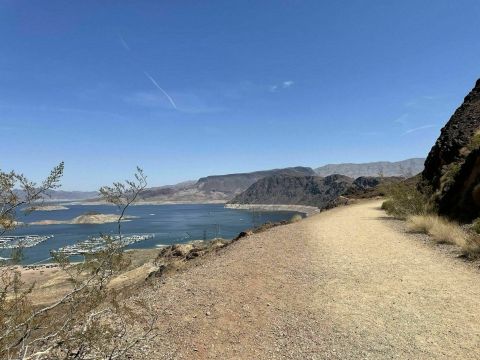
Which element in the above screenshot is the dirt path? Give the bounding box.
[133,200,480,359]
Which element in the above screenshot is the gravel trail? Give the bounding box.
[133,200,480,359]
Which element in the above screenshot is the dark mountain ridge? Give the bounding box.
[229,174,401,209]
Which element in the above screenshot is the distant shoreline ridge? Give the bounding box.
[224,203,319,217]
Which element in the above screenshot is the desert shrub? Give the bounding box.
[0,166,156,359]
[382,181,428,219]
[462,235,480,257]
[406,214,480,257]
[289,214,303,223]
[473,218,480,234]
[439,162,462,192]
[407,215,466,245]
[381,199,394,212]
[407,215,436,234]
[467,131,480,151]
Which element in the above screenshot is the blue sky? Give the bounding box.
[1,1,479,190]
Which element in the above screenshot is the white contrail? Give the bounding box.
[118,34,131,51]
[143,71,177,109]
[402,124,436,135]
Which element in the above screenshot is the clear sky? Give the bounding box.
[1,1,479,190]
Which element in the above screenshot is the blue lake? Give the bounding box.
[1,204,298,264]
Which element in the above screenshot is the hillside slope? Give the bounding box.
[421,79,480,221]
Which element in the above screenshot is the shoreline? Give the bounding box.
[63,200,228,206]
[13,203,322,268]
[224,203,320,216]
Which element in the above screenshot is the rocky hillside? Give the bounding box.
[229,174,399,209]
[138,167,315,203]
[315,158,424,178]
[421,79,480,221]
[195,167,315,195]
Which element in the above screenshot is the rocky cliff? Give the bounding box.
[421,79,480,221]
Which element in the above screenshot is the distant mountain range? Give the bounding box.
[13,189,99,202]
[38,158,425,203]
[315,158,425,178]
[136,167,315,203]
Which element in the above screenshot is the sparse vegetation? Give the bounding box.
[461,235,480,258]
[473,218,480,234]
[406,215,480,257]
[289,214,303,223]
[466,130,480,151]
[439,162,462,192]
[381,181,428,219]
[0,166,156,359]
[381,199,394,212]
[407,215,466,245]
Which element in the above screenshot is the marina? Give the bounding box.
[0,235,54,249]
[51,233,155,256]
[2,204,298,264]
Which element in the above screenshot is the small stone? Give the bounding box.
[206,311,211,316]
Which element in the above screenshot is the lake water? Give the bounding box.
[1,204,299,264]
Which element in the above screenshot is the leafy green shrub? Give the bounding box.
[473,218,480,234]
[382,181,428,219]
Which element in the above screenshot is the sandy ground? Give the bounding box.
[129,200,480,359]
[30,213,137,225]
[18,249,159,305]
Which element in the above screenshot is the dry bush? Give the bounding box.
[406,215,480,257]
[289,214,303,223]
[461,235,480,257]
[407,215,466,245]
[381,181,428,219]
[0,166,157,360]
[381,199,394,212]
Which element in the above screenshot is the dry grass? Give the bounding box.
[407,215,465,245]
[407,215,480,257]
[461,236,480,257]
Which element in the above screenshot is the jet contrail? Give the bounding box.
[402,124,436,135]
[143,71,177,110]
[118,34,131,51]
